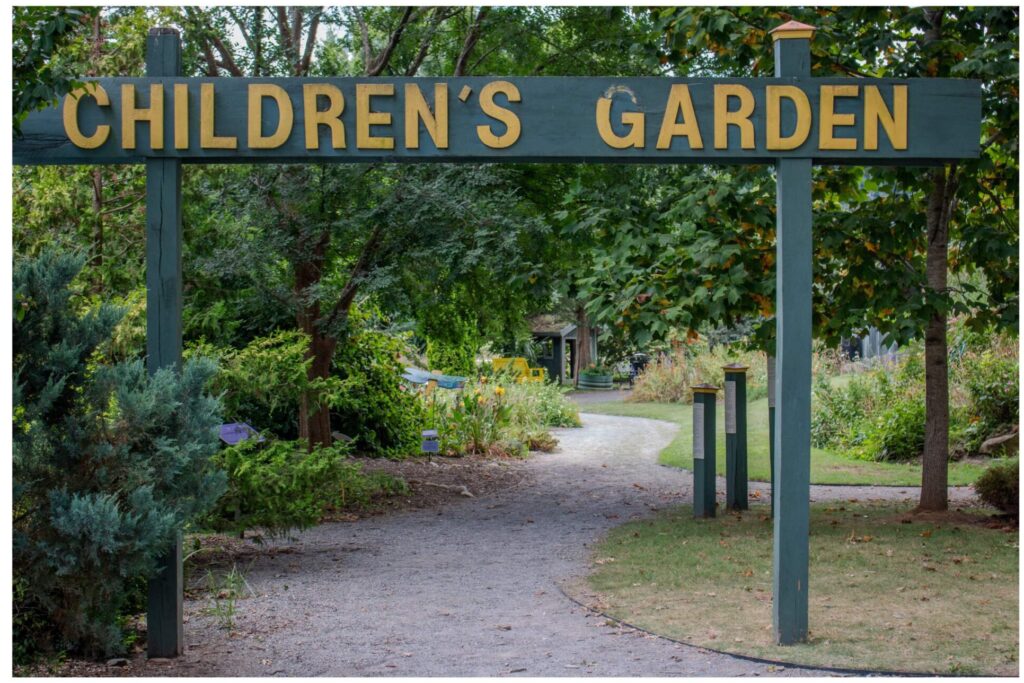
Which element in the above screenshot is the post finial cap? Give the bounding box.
[770,20,816,42]
[691,383,720,394]
[722,363,750,373]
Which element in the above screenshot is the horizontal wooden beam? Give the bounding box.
[15,76,980,165]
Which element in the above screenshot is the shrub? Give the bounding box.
[973,459,1019,515]
[858,397,926,462]
[13,250,225,660]
[206,439,407,539]
[422,377,579,457]
[811,373,870,448]
[191,330,349,440]
[504,380,581,429]
[333,320,425,456]
[958,345,1019,451]
[630,342,768,404]
[190,313,424,457]
[812,330,1018,461]
[421,299,481,375]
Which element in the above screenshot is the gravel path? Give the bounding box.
[157,412,974,676]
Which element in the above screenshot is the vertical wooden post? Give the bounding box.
[767,354,776,518]
[145,27,184,659]
[691,384,719,518]
[770,20,814,646]
[723,364,748,511]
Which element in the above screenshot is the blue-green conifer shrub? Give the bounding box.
[13,250,226,660]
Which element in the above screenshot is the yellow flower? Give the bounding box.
[495,386,506,397]
[477,395,486,405]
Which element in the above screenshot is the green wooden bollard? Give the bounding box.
[145,27,184,659]
[767,354,776,518]
[692,384,719,518]
[771,20,814,646]
[723,364,748,511]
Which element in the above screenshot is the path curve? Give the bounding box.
[164,412,973,676]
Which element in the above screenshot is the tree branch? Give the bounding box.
[453,6,490,76]
[366,6,416,76]
[299,8,322,76]
[324,223,386,329]
[210,32,244,77]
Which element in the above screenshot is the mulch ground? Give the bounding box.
[343,452,531,515]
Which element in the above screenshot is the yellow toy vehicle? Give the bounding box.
[492,357,545,383]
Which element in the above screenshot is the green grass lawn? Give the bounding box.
[580,503,1019,675]
[582,398,989,486]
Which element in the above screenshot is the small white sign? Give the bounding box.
[725,380,737,434]
[693,402,704,460]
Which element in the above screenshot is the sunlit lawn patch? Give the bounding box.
[582,398,988,486]
[582,504,1019,675]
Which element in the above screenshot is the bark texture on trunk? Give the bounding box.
[295,230,331,449]
[573,304,593,386]
[919,165,958,511]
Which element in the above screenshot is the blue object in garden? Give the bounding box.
[401,367,468,390]
[219,422,265,446]
[421,429,440,454]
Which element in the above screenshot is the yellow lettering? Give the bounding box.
[864,84,907,151]
[405,83,448,149]
[303,84,345,150]
[819,84,859,151]
[174,84,189,149]
[595,97,644,149]
[656,84,703,150]
[62,84,110,149]
[200,83,237,149]
[765,85,811,151]
[356,83,395,150]
[121,84,164,149]
[714,84,755,149]
[248,84,293,149]
[476,81,521,149]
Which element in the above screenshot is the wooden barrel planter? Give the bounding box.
[577,372,614,390]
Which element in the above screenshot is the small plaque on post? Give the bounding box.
[693,402,705,460]
[725,381,737,434]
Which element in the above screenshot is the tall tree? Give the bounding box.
[639,6,1018,509]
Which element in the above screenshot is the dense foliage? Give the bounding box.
[422,378,580,457]
[206,439,407,540]
[973,459,1019,516]
[630,341,769,404]
[13,250,225,659]
[191,330,349,440]
[332,315,425,456]
[811,329,1018,462]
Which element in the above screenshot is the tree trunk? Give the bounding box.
[573,303,593,386]
[919,166,956,511]
[306,331,338,449]
[295,229,331,449]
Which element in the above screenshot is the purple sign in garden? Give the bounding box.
[218,422,265,446]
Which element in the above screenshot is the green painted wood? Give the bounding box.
[692,390,718,518]
[767,354,776,519]
[772,35,814,647]
[144,27,184,660]
[15,76,980,165]
[724,368,748,511]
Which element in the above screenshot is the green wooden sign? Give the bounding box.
[12,23,984,659]
[16,76,979,165]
